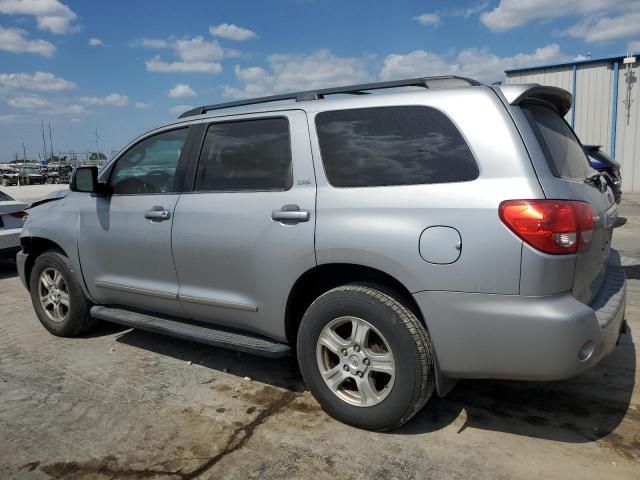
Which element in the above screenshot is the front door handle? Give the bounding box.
[144,206,171,221]
[271,205,310,223]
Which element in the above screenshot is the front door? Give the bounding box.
[78,127,191,317]
[172,111,316,341]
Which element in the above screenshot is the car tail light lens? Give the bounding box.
[10,211,28,220]
[499,200,594,254]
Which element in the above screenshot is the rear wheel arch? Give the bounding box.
[285,263,454,397]
[285,263,424,345]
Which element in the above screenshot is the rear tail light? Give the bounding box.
[10,211,28,220]
[499,200,594,254]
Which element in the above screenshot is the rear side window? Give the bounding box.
[522,104,594,180]
[195,118,292,192]
[315,106,479,187]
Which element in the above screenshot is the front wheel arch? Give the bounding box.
[21,237,68,292]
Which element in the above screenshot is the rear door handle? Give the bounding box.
[271,205,310,223]
[144,206,171,221]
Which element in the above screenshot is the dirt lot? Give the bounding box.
[1,185,639,479]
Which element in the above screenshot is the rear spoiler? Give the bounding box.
[496,84,573,117]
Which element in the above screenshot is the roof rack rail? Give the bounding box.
[178,75,481,118]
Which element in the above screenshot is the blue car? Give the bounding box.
[584,145,622,204]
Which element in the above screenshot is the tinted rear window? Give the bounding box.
[0,191,13,201]
[315,106,479,187]
[523,104,594,180]
[195,118,292,192]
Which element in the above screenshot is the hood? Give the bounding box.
[29,188,70,208]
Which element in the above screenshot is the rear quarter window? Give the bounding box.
[522,104,594,180]
[315,106,479,187]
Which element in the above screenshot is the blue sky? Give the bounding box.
[0,0,639,161]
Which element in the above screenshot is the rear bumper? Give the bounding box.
[0,228,21,253]
[414,260,626,381]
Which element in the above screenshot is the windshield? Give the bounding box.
[523,104,594,180]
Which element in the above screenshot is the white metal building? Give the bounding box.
[505,54,639,193]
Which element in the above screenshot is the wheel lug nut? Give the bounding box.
[363,358,370,366]
[342,349,348,356]
[353,345,360,352]
[357,371,363,378]
[343,365,349,372]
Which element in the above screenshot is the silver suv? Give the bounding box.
[17,76,627,431]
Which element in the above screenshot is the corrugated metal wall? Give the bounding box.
[506,59,640,193]
[574,62,613,154]
[615,62,640,194]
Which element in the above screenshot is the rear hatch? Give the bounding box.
[520,103,616,304]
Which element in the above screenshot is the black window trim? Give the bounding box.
[185,115,294,194]
[314,104,480,189]
[104,125,194,197]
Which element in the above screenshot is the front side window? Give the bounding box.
[195,118,292,192]
[110,128,188,194]
[315,106,479,187]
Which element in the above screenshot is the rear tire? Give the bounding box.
[29,251,98,337]
[297,284,435,431]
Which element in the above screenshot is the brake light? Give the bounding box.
[499,200,594,254]
[10,211,28,219]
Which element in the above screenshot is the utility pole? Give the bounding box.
[95,128,100,162]
[48,122,55,166]
[21,143,27,185]
[41,121,48,164]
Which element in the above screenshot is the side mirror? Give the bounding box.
[70,166,101,193]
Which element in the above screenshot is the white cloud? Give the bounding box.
[0,26,55,57]
[0,0,78,34]
[628,40,640,52]
[224,49,370,98]
[140,36,229,74]
[140,38,169,49]
[79,93,129,106]
[209,23,257,41]
[0,114,27,124]
[379,44,567,84]
[146,56,222,74]
[564,12,640,43]
[168,84,196,98]
[413,13,440,27]
[89,37,102,47]
[480,0,637,32]
[169,104,193,114]
[174,36,225,62]
[0,71,76,92]
[6,95,86,115]
[379,51,454,81]
[134,101,150,108]
[449,1,490,18]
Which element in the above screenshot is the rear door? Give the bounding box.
[520,103,616,304]
[171,111,316,341]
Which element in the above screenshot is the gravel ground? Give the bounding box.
[0,185,638,479]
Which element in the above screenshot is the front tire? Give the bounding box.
[29,251,97,337]
[297,284,435,431]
